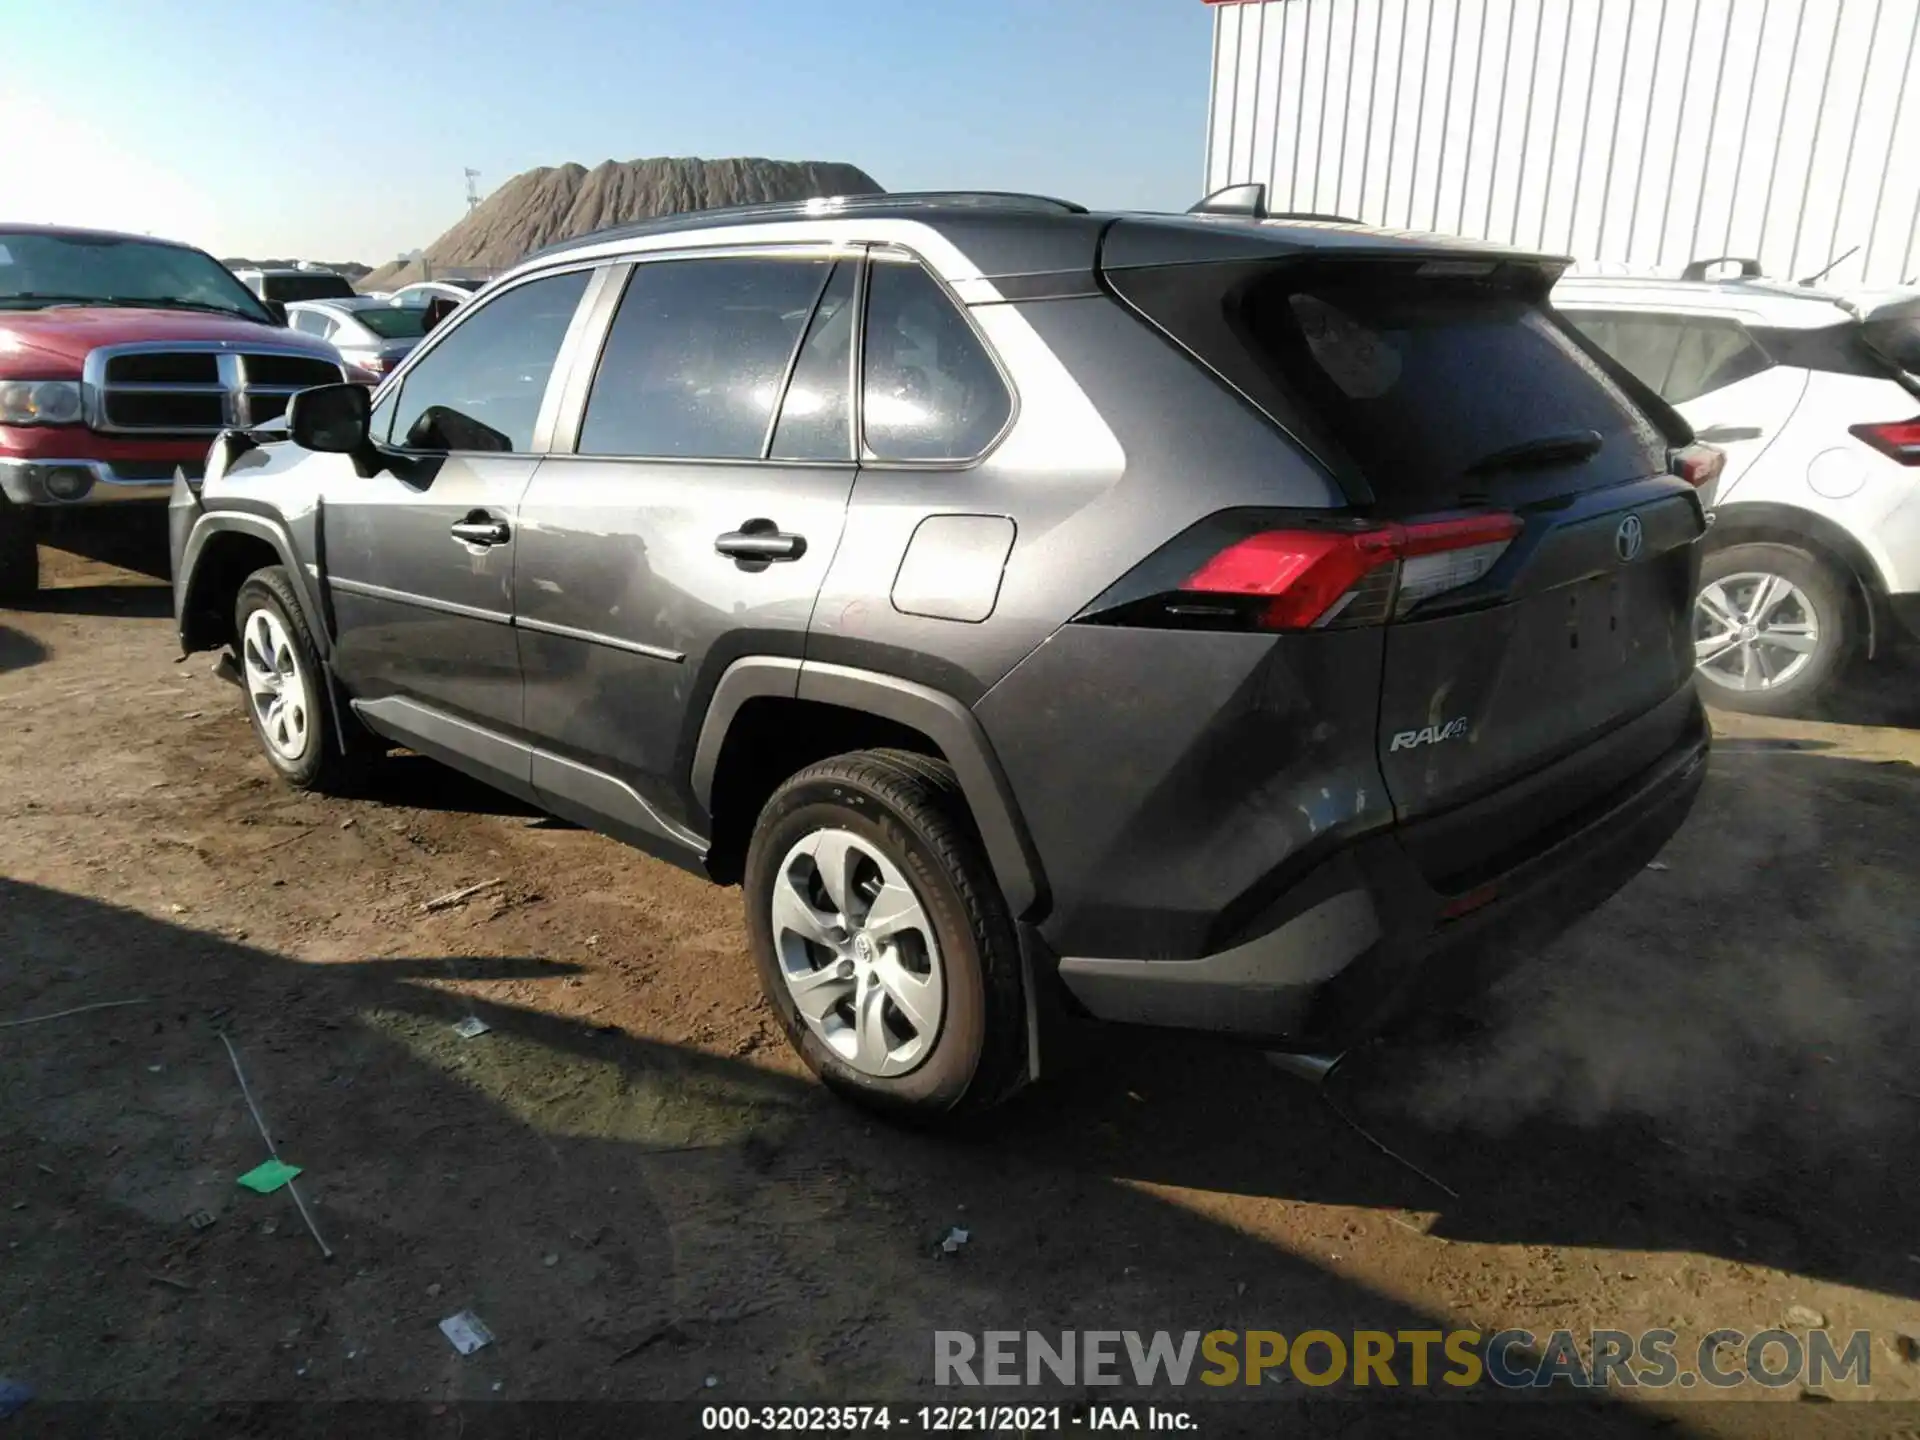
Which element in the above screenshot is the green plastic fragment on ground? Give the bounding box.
[236,1158,302,1194]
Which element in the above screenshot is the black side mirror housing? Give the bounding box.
[422,296,459,333]
[263,300,290,327]
[287,383,372,454]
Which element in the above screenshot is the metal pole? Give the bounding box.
[1358,0,1391,222]
[1652,0,1704,268]
[1593,0,1640,261]
[1294,0,1315,208]
[1626,0,1673,262]
[1406,0,1439,228]
[1864,0,1920,278]
[1333,0,1365,212]
[1821,0,1883,286]
[1248,2,1268,198]
[1533,1,1574,250]
[1204,4,1223,189]
[1567,0,1610,255]
[1757,0,1812,272]
[1483,0,1519,238]
[1787,0,1848,279]
[1509,0,1545,244]
[1434,0,1466,231]
[1687,0,1739,265]
[1457,0,1494,234]
[1223,3,1244,184]
[1721,0,1772,259]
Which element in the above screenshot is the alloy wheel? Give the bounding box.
[1693,571,1820,693]
[241,606,314,763]
[770,828,945,1078]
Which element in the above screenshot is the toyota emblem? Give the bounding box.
[1615,513,1645,563]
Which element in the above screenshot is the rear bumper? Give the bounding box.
[1056,695,1709,1049]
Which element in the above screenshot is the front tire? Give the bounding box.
[233,566,371,793]
[1693,542,1854,716]
[743,750,1027,1122]
[0,500,38,604]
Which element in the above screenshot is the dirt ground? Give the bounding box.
[5,527,1920,1432]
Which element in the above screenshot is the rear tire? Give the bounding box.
[0,500,38,605]
[1693,542,1854,716]
[743,749,1027,1122]
[233,566,376,793]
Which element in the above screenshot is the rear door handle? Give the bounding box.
[715,520,807,563]
[451,514,511,547]
[1694,425,1763,443]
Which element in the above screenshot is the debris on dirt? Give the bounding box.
[939,1226,970,1255]
[1645,860,1671,871]
[705,1375,719,1389]
[422,878,504,913]
[338,818,355,830]
[1786,1304,1827,1328]
[0,1378,33,1419]
[426,1283,442,1298]
[452,1016,492,1040]
[220,1032,334,1260]
[146,1273,195,1293]
[439,1310,495,1355]
[237,1158,303,1195]
[187,1210,217,1232]
[543,1253,559,1268]
[0,997,151,1031]
[1895,1325,1920,1362]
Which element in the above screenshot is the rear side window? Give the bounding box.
[387,267,589,452]
[579,256,827,459]
[1561,311,1771,404]
[862,258,1011,462]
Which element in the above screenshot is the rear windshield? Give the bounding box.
[354,306,430,338]
[261,273,356,301]
[1111,258,1669,510]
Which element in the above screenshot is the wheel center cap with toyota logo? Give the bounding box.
[1615,513,1645,563]
[853,933,877,965]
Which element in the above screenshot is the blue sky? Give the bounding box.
[8,0,1213,263]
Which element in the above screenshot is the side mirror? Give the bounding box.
[263,300,290,327]
[422,296,458,333]
[287,383,371,454]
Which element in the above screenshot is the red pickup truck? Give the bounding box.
[0,225,350,601]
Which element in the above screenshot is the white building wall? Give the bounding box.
[1204,0,1920,286]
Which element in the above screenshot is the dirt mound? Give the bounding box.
[362,156,882,290]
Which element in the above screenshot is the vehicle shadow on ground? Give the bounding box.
[1002,746,1920,1309]
[1810,647,1920,729]
[362,753,545,818]
[0,623,50,674]
[0,878,1682,1435]
[17,578,175,620]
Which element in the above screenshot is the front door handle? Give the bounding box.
[715,519,807,563]
[450,513,511,547]
[1694,424,1763,443]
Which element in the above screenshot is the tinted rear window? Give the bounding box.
[1111,259,1668,510]
[354,306,430,338]
[262,273,356,301]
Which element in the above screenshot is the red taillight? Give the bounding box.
[1183,513,1522,630]
[1850,418,1920,465]
[1670,442,1726,489]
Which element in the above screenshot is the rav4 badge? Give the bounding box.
[1390,717,1471,752]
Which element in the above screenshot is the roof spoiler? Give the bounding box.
[1187,183,1361,225]
[1680,256,1763,282]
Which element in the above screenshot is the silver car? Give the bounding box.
[285,297,432,381]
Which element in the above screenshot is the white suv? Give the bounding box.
[1555,265,1920,714]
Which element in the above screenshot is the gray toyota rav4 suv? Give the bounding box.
[171,190,1714,1119]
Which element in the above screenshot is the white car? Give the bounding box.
[284,297,432,381]
[1555,266,1920,714]
[386,279,488,308]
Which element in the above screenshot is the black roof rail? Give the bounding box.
[518,190,1088,264]
[1680,255,1763,282]
[1186,182,1361,225]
